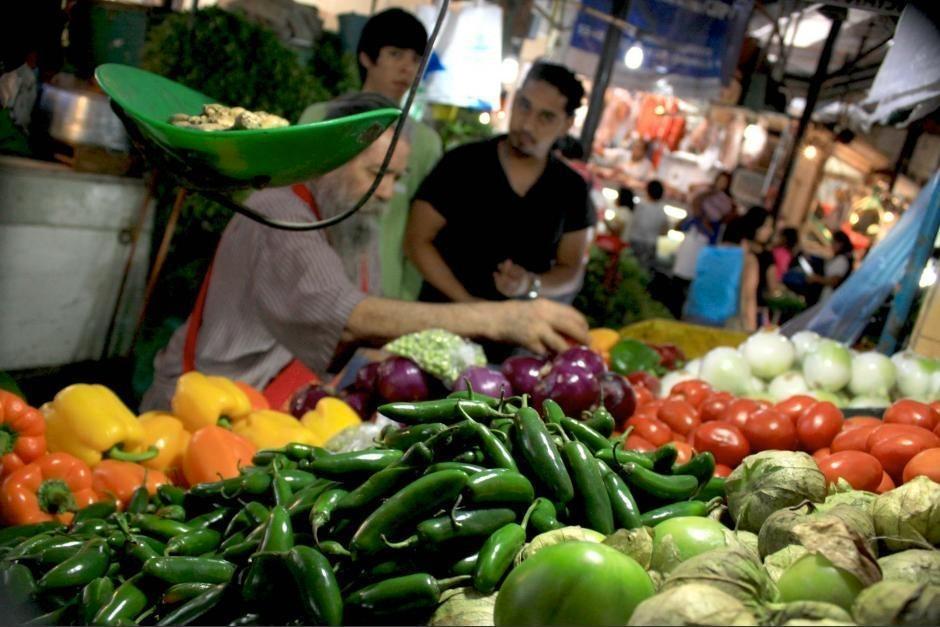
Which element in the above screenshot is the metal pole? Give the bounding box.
[771,7,845,216]
[877,179,940,354]
[580,0,631,152]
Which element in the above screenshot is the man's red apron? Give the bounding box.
[181,184,332,410]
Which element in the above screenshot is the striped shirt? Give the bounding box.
[140,186,367,412]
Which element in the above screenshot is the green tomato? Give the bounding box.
[777,553,865,612]
[651,516,729,572]
[494,541,654,626]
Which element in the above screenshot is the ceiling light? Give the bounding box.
[803,145,818,160]
[849,213,859,225]
[667,229,685,242]
[624,45,644,70]
[500,57,519,85]
[478,112,491,125]
[604,209,617,221]
[883,212,896,223]
[920,260,937,288]
[867,224,880,235]
[664,205,687,220]
[767,53,778,63]
[602,187,619,201]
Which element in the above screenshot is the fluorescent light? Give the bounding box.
[920,260,937,288]
[664,205,687,220]
[743,124,767,156]
[501,57,519,84]
[602,187,620,201]
[883,212,896,223]
[604,209,617,221]
[803,145,818,160]
[624,45,644,70]
[478,112,491,125]
[767,53,778,63]
[667,229,685,242]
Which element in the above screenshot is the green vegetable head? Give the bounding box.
[872,475,940,552]
[627,583,757,626]
[768,601,854,626]
[514,526,605,567]
[851,581,940,626]
[650,517,731,574]
[662,546,776,610]
[877,549,940,585]
[429,587,497,626]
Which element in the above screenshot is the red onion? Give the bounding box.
[453,366,514,398]
[288,384,333,419]
[553,346,607,378]
[533,364,599,416]
[351,361,381,393]
[600,372,637,429]
[376,356,431,402]
[501,356,547,396]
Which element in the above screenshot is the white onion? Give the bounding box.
[700,347,752,395]
[741,331,795,380]
[803,340,851,392]
[891,351,933,400]
[791,331,821,362]
[768,372,809,401]
[659,370,698,398]
[849,352,897,398]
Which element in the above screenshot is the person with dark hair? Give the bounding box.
[809,230,854,303]
[142,93,589,411]
[405,61,596,313]
[628,180,667,269]
[299,8,442,302]
[762,226,799,296]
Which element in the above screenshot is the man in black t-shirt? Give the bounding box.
[404,62,596,304]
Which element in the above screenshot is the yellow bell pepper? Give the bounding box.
[232,410,322,451]
[171,372,252,432]
[301,397,362,444]
[131,412,191,475]
[43,384,147,467]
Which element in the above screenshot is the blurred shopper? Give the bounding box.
[691,171,735,244]
[299,8,442,301]
[762,227,799,296]
[628,180,667,269]
[809,230,854,303]
[405,62,595,305]
[618,138,656,189]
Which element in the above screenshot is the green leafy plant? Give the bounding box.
[574,246,673,329]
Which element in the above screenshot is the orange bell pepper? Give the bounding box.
[131,412,191,476]
[235,381,269,411]
[182,425,256,486]
[0,452,100,525]
[91,460,170,510]
[0,390,46,481]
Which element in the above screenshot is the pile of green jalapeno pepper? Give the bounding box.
[0,390,723,626]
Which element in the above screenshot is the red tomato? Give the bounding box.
[723,398,762,430]
[743,408,798,452]
[866,423,940,451]
[623,434,655,452]
[625,416,673,447]
[632,384,655,410]
[870,433,939,482]
[774,395,818,424]
[627,372,661,398]
[692,421,750,468]
[671,441,695,465]
[831,425,878,453]
[671,431,687,443]
[670,380,712,408]
[795,402,843,452]
[714,463,733,477]
[700,394,733,423]
[883,399,940,431]
[657,398,701,435]
[903,448,940,484]
[876,471,895,493]
[632,402,663,421]
[936,422,940,438]
[812,447,831,462]
[816,451,883,491]
[842,416,883,431]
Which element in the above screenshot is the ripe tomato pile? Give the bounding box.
[620,380,940,490]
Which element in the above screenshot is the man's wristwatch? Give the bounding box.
[525,274,542,300]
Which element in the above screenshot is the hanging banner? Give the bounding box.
[564,0,752,100]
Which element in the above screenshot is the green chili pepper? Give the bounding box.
[285,546,343,625]
[336,443,431,514]
[272,470,293,508]
[125,534,163,564]
[161,581,216,605]
[350,469,470,556]
[228,613,262,626]
[223,502,268,537]
[447,390,503,407]
[37,537,109,589]
[460,407,517,471]
[451,552,479,576]
[165,528,222,556]
[693,475,726,502]
[472,501,538,593]
[620,463,699,501]
[638,500,709,526]
[240,469,273,496]
[260,505,294,553]
[72,501,118,524]
[134,514,193,539]
[0,522,64,547]
[453,449,485,464]
[26,599,78,626]
[306,449,403,477]
[4,531,62,559]
[80,576,113,624]
[279,469,317,490]
[143,556,236,584]
[157,485,186,507]
[514,405,574,503]
[603,469,642,530]
[285,442,328,461]
[287,481,337,520]
[2,562,36,605]
[377,398,510,425]
[345,573,471,615]
[318,540,351,558]
[465,469,535,507]
[155,504,188,522]
[386,507,517,549]
[583,405,616,437]
[648,443,679,473]
[309,489,348,539]
[541,399,567,424]
[251,448,284,466]
[560,417,612,454]
[187,506,232,530]
[561,434,615,534]
[425,461,485,475]
[68,518,112,536]
[241,551,282,603]
[157,583,226,626]
[126,486,150,515]
[528,497,564,534]
[672,451,716,486]
[595,446,655,470]
[37,538,87,565]
[381,423,447,450]
[93,575,147,626]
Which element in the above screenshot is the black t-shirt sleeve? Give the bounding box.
[562,172,597,233]
[413,147,464,220]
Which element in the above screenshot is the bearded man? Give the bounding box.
[142,94,588,410]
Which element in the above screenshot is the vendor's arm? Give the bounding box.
[404,199,478,302]
[343,296,589,355]
[493,228,593,298]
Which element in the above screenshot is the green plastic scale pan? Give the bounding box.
[95,63,400,190]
